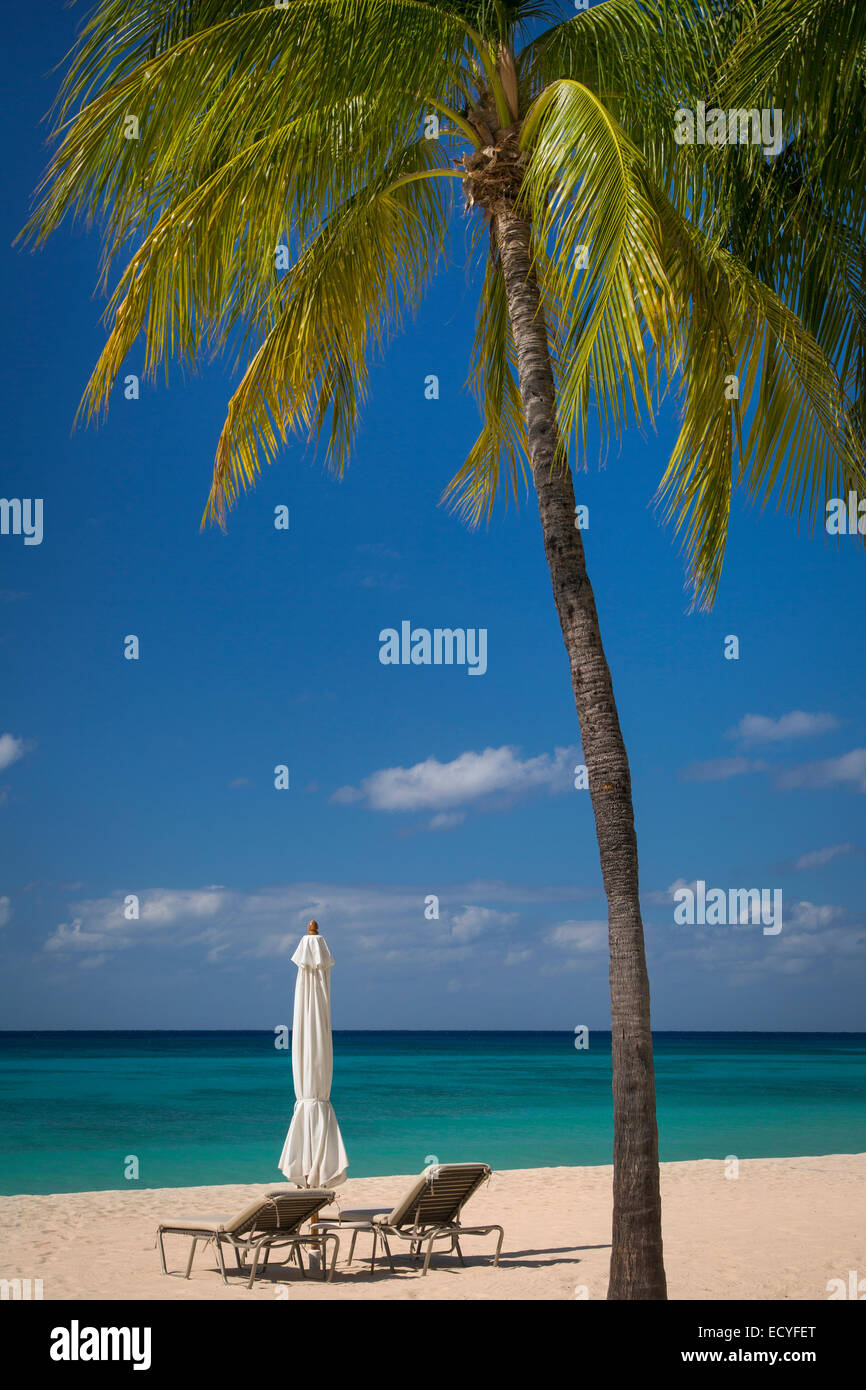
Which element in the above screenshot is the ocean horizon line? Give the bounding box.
[1,1023,866,1034]
[2,1027,865,1036]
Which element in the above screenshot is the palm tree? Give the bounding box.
[23,0,862,1298]
[716,0,866,451]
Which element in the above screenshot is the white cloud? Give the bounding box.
[41,881,592,970]
[780,748,866,793]
[680,757,768,782]
[450,906,517,943]
[0,734,26,771]
[786,900,845,930]
[138,889,228,924]
[46,918,102,951]
[332,745,577,814]
[429,811,466,831]
[745,918,866,972]
[644,877,695,907]
[0,896,11,927]
[727,711,839,743]
[44,889,229,954]
[546,920,608,953]
[793,843,856,871]
[330,785,363,804]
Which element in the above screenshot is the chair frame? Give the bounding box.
[158,1192,338,1289]
[315,1164,504,1276]
[371,1217,504,1276]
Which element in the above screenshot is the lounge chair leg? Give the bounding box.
[369,1230,377,1275]
[347,1230,358,1266]
[214,1238,228,1285]
[493,1226,504,1267]
[454,1237,465,1267]
[380,1232,395,1273]
[158,1230,168,1275]
[247,1240,265,1290]
[185,1238,198,1279]
[422,1234,436,1276]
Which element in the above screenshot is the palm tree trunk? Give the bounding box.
[495,206,667,1300]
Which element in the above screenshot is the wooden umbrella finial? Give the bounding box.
[307,919,319,934]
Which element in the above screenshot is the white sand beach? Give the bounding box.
[1,1153,863,1301]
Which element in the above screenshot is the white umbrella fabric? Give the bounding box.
[278,921,348,1187]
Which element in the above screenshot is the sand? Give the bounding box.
[1,1154,863,1301]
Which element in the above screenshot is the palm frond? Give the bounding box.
[204,138,451,523]
[520,78,675,457]
[23,0,474,256]
[443,250,530,523]
[652,195,865,605]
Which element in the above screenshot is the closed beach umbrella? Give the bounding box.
[278,919,348,1188]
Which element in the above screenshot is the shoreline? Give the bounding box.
[2,1153,863,1300]
[2,1145,865,1201]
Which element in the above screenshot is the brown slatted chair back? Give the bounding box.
[386,1164,491,1227]
[227,1189,334,1237]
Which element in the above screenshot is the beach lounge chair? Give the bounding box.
[313,1162,503,1276]
[157,1188,338,1288]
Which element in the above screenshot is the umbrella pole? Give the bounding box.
[306,920,321,1259]
[306,1178,320,1257]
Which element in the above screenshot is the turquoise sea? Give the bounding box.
[0,1031,864,1195]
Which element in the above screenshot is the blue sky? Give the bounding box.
[1,1,864,1031]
